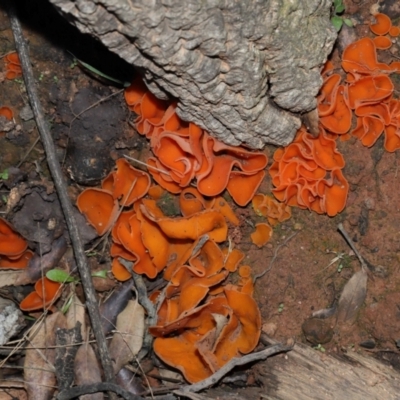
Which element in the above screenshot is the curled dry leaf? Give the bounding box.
[24,312,67,400]
[74,342,104,400]
[66,293,87,339]
[99,280,133,335]
[337,269,368,324]
[109,299,145,373]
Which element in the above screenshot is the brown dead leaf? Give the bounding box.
[66,293,87,339]
[0,388,28,399]
[109,299,145,373]
[74,342,103,400]
[337,269,368,324]
[24,312,67,400]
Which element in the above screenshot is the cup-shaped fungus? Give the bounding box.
[0,217,28,257]
[250,223,273,247]
[20,277,62,312]
[0,249,33,269]
[77,188,119,236]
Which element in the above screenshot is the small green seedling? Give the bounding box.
[278,303,284,313]
[91,269,108,279]
[46,269,79,283]
[69,52,131,88]
[61,293,74,314]
[331,0,353,32]
[46,268,108,284]
[0,169,9,180]
[313,343,326,352]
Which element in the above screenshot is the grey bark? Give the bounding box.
[48,0,336,149]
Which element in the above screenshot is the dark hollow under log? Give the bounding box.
[48,0,336,149]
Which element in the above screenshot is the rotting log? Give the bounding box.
[47,0,336,149]
[259,342,400,400]
[205,341,400,400]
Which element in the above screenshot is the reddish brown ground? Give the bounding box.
[1,0,400,396]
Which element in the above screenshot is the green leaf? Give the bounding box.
[333,0,342,7]
[335,4,345,14]
[61,294,74,314]
[0,169,9,180]
[343,18,353,27]
[331,16,344,32]
[91,270,108,279]
[46,269,79,283]
[69,53,131,87]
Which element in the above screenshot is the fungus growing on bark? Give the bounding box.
[124,79,267,206]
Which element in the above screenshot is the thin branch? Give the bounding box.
[178,343,292,393]
[57,383,144,400]
[253,231,298,281]
[337,223,368,271]
[7,1,115,389]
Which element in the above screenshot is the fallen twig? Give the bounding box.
[177,343,292,393]
[7,1,115,390]
[57,382,144,400]
[174,391,214,399]
[253,231,298,281]
[337,223,368,271]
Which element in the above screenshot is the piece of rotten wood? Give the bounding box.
[6,1,116,391]
[253,337,400,400]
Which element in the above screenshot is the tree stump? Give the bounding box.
[48,0,336,148]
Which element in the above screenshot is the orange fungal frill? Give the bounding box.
[76,188,119,236]
[20,277,61,312]
[252,194,291,226]
[269,126,348,216]
[250,223,273,247]
[4,52,22,80]
[124,81,267,206]
[369,13,392,36]
[103,158,151,206]
[0,249,33,270]
[0,217,28,257]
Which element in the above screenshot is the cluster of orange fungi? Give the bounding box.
[124,78,268,207]
[0,217,60,311]
[4,52,22,80]
[270,12,400,216]
[77,158,261,382]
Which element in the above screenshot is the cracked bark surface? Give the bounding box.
[48,0,336,149]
